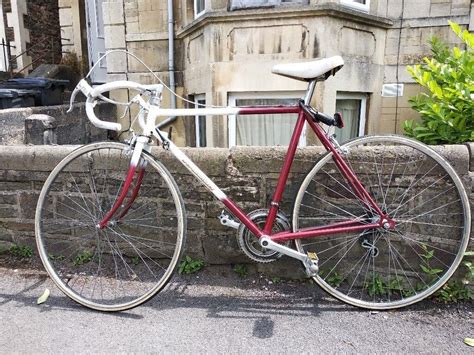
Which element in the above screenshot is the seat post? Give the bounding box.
[303,80,317,105]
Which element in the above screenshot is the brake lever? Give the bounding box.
[67,79,93,113]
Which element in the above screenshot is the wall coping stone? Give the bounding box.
[0,143,469,175]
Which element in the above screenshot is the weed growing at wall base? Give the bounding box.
[9,245,33,258]
[178,256,204,275]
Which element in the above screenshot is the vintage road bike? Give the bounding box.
[34,55,471,312]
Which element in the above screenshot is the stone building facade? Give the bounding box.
[59,0,474,147]
[0,0,62,73]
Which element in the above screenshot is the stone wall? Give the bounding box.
[0,102,116,145]
[0,143,472,277]
[24,0,62,68]
[0,0,62,74]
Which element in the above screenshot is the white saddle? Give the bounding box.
[272,56,344,82]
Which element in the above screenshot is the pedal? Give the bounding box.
[307,251,318,261]
[218,210,240,230]
[303,252,319,277]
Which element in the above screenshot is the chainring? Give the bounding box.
[237,209,291,263]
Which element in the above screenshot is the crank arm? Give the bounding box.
[260,236,319,276]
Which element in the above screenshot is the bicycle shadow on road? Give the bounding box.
[141,273,356,339]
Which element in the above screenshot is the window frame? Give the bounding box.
[194,0,206,18]
[335,92,368,141]
[228,91,306,148]
[194,94,207,147]
[230,0,308,11]
[340,0,370,13]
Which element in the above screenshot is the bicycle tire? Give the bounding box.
[35,142,186,311]
[292,135,470,309]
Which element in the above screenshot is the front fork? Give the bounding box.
[98,136,150,229]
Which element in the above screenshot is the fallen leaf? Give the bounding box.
[464,338,474,347]
[37,288,50,305]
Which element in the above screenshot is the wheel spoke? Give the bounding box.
[293,136,469,309]
[36,143,185,311]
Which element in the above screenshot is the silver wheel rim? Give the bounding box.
[35,142,186,311]
[293,135,470,310]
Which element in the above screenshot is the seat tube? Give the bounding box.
[262,109,306,235]
[262,79,317,235]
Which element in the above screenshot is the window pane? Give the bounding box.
[235,98,297,146]
[230,0,308,10]
[197,99,206,147]
[335,99,361,144]
[340,0,370,12]
[195,0,205,14]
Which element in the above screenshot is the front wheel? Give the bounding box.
[35,142,186,311]
[292,136,470,310]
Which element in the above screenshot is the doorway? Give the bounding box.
[85,0,107,83]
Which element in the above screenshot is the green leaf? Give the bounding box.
[449,21,462,37]
[405,21,473,144]
[453,47,462,59]
[37,289,50,305]
[420,264,431,274]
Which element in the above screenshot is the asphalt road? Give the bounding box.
[0,265,472,353]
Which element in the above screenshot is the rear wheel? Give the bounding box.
[35,142,186,311]
[293,136,470,309]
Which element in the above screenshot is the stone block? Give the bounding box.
[18,192,39,220]
[59,8,73,27]
[0,205,19,219]
[386,0,403,17]
[0,240,13,254]
[430,145,470,176]
[403,0,431,18]
[125,21,140,34]
[124,1,138,10]
[125,8,138,18]
[58,0,72,8]
[151,147,228,176]
[25,115,57,145]
[138,9,166,33]
[103,1,124,25]
[430,3,452,17]
[137,0,163,11]
[105,51,127,73]
[0,194,17,205]
[104,25,126,49]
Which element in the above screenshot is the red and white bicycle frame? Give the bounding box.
[78,78,393,268]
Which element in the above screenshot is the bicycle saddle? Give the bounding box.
[271,56,344,82]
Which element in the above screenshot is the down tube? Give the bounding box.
[161,135,263,238]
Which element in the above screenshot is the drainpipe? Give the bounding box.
[168,0,176,109]
[157,0,177,129]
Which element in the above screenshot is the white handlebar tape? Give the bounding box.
[85,97,122,131]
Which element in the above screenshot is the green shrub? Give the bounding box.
[404,21,474,144]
